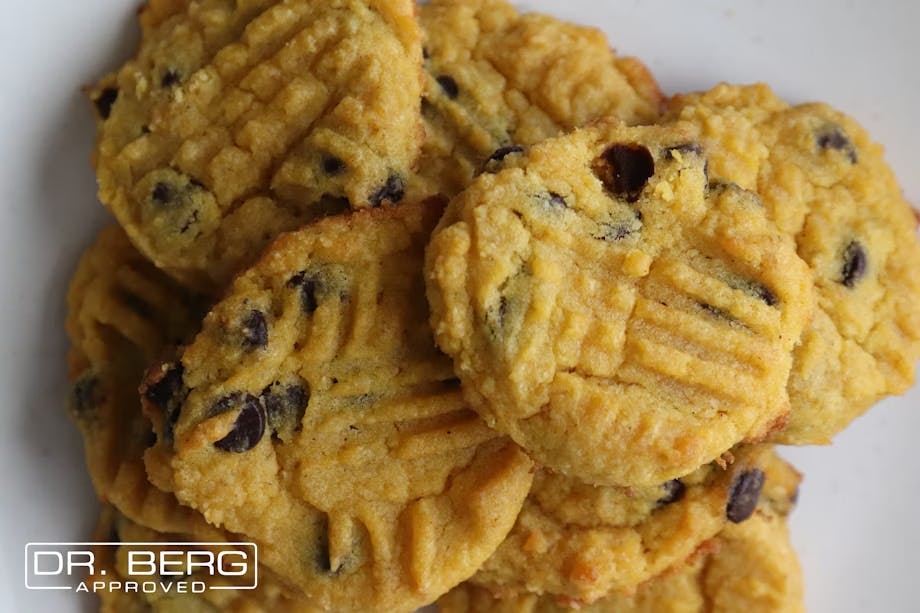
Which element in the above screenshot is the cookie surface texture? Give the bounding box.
[89,505,318,613]
[438,451,804,613]
[91,0,423,288]
[66,225,223,538]
[149,201,534,612]
[425,120,814,486]
[470,445,773,604]
[412,0,662,198]
[665,83,920,444]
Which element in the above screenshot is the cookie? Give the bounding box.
[411,0,662,199]
[143,200,534,612]
[665,83,920,443]
[470,445,773,604]
[89,505,317,613]
[66,225,221,538]
[91,0,423,289]
[425,119,814,486]
[439,452,804,613]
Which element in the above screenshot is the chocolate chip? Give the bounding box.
[322,156,346,176]
[841,240,868,288]
[369,174,405,207]
[212,393,266,453]
[161,69,181,88]
[436,75,459,99]
[726,468,765,523]
[816,125,858,163]
[241,310,268,350]
[288,272,320,314]
[142,362,187,443]
[593,144,655,203]
[152,182,177,205]
[487,145,524,164]
[657,479,686,505]
[262,382,309,436]
[94,87,118,120]
[71,376,100,417]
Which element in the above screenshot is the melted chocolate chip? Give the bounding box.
[841,240,868,288]
[142,362,187,442]
[161,69,181,88]
[241,310,268,350]
[816,125,858,163]
[212,393,266,453]
[152,182,177,205]
[657,479,686,505]
[594,144,655,203]
[487,145,524,164]
[288,272,320,314]
[262,382,309,436]
[726,468,765,523]
[322,156,346,176]
[369,174,405,207]
[71,376,100,417]
[436,74,459,99]
[94,87,118,120]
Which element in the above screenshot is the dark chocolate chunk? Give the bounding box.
[161,69,181,88]
[262,381,309,436]
[436,74,459,99]
[593,144,655,203]
[322,156,346,176]
[212,393,266,453]
[726,468,765,523]
[142,362,187,442]
[241,310,268,350]
[369,174,405,206]
[657,479,686,505]
[816,125,858,163]
[841,240,868,288]
[94,87,118,120]
[287,272,320,314]
[151,182,177,206]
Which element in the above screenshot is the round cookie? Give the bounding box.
[439,452,804,613]
[90,0,423,289]
[90,505,318,613]
[665,83,920,444]
[425,119,814,486]
[143,201,535,612]
[66,225,220,538]
[411,0,662,199]
[470,445,774,604]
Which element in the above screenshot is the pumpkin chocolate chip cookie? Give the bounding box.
[665,83,920,444]
[143,200,534,612]
[411,0,662,199]
[425,119,814,487]
[91,0,423,289]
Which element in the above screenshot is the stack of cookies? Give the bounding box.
[66,0,920,611]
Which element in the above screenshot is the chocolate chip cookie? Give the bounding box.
[91,0,423,289]
[66,225,219,538]
[439,451,804,612]
[425,119,814,486]
[666,83,920,444]
[144,201,534,612]
[411,0,662,199]
[470,445,773,604]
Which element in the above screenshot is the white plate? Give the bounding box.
[1,1,917,611]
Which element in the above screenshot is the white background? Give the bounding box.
[1,1,918,611]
